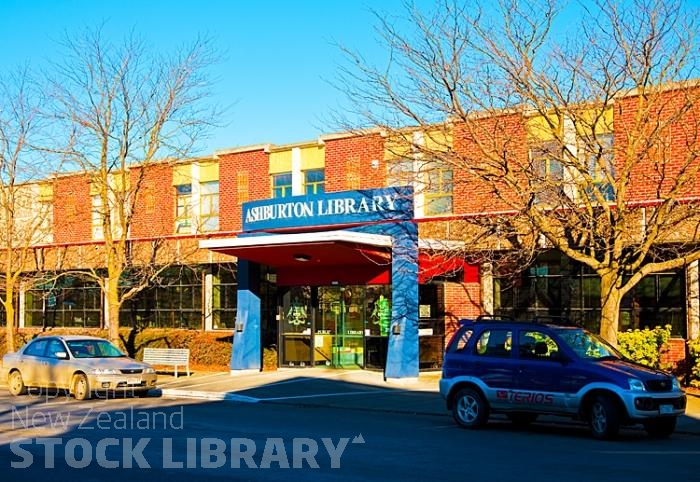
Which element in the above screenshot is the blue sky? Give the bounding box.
[0,0,410,155]
[2,1,699,157]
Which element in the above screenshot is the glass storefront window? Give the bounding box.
[493,253,686,337]
[25,276,102,328]
[119,266,203,329]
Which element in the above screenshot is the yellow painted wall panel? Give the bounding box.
[269,150,292,174]
[300,145,325,170]
[199,161,219,182]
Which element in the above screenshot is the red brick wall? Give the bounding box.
[53,173,92,243]
[615,86,700,202]
[218,149,270,233]
[661,338,687,366]
[452,114,528,214]
[443,281,482,347]
[324,134,385,192]
[130,164,174,238]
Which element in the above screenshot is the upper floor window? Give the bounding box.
[424,161,453,216]
[92,194,104,240]
[175,184,192,234]
[200,181,219,232]
[272,172,293,198]
[304,169,325,195]
[387,158,414,187]
[531,141,564,182]
[584,133,614,201]
[531,141,564,204]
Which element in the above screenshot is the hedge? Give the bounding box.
[617,325,672,370]
[688,338,700,388]
[0,328,278,372]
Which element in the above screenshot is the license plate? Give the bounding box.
[659,404,674,414]
[127,378,141,385]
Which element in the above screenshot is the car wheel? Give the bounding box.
[71,374,91,401]
[452,388,489,429]
[589,394,620,440]
[643,417,676,439]
[8,370,27,397]
[507,412,538,427]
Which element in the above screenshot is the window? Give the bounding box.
[212,265,237,330]
[493,252,687,337]
[24,277,102,328]
[475,329,512,357]
[272,172,293,198]
[92,194,104,239]
[25,339,48,357]
[304,169,325,195]
[387,158,414,187]
[46,339,66,359]
[584,133,614,201]
[119,266,203,329]
[175,184,192,233]
[518,331,559,360]
[531,141,564,204]
[424,161,453,215]
[200,181,219,232]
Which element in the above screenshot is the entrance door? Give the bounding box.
[280,287,312,367]
[317,286,365,368]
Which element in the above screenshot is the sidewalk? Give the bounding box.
[154,368,700,436]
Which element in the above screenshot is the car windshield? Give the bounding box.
[554,328,623,360]
[66,340,126,358]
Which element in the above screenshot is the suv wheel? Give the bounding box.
[589,394,620,440]
[643,417,676,438]
[452,388,489,428]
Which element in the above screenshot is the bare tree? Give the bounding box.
[47,27,221,343]
[337,0,700,344]
[0,68,55,352]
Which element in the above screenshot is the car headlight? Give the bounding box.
[671,377,681,391]
[143,367,156,374]
[628,378,646,391]
[91,368,121,375]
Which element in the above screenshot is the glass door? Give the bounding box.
[317,286,365,368]
[280,287,312,367]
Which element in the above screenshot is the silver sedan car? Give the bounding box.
[3,335,157,400]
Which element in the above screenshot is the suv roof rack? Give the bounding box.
[458,315,514,325]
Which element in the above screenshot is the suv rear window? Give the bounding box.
[475,329,512,357]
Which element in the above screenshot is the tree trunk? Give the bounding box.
[4,273,15,353]
[107,275,121,344]
[599,271,623,346]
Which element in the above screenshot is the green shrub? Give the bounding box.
[688,338,700,388]
[617,325,672,370]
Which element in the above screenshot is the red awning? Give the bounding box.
[418,253,479,284]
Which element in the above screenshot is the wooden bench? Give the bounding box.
[142,348,191,377]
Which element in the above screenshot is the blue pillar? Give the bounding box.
[385,221,419,379]
[230,259,262,371]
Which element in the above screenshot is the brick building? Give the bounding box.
[8,83,700,377]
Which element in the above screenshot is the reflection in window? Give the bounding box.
[304,169,325,195]
[272,172,293,198]
[175,184,192,233]
[424,161,453,215]
[200,181,219,232]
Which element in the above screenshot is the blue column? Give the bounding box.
[230,259,262,371]
[385,221,419,379]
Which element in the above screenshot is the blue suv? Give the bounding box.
[439,316,687,439]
